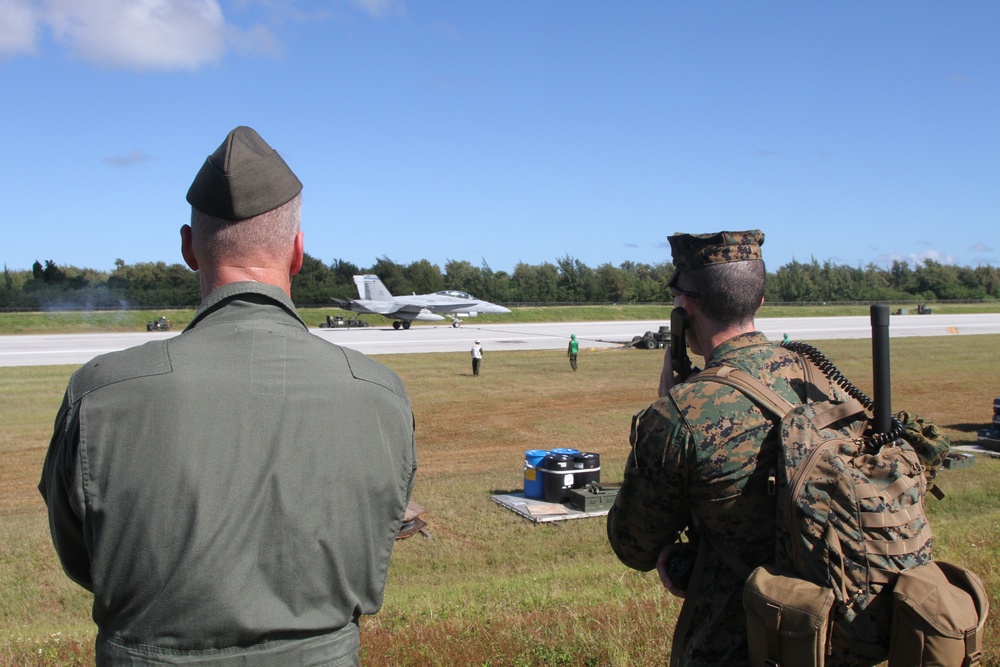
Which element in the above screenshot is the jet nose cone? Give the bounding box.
[490,305,511,314]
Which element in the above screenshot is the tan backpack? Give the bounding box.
[698,348,988,667]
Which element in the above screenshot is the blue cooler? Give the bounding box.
[550,447,580,457]
[523,449,549,499]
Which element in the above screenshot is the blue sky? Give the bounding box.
[2,1,997,275]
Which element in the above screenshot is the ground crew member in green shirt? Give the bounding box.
[567,333,579,371]
[40,126,417,666]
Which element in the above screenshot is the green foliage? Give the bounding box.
[290,253,342,306]
[3,255,999,311]
[405,259,445,294]
[443,259,483,296]
[106,261,200,307]
[765,258,1000,303]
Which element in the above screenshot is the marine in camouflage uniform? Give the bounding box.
[610,332,848,665]
[608,232,955,666]
[607,230,843,666]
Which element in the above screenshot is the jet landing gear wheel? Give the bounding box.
[402,321,411,329]
[452,320,461,328]
[393,321,401,330]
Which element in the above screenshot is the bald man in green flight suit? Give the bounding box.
[40,126,417,666]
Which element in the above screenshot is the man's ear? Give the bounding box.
[289,231,304,276]
[180,225,199,271]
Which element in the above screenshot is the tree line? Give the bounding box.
[2,255,998,311]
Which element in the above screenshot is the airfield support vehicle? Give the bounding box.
[319,315,369,329]
[626,325,670,350]
[146,316,171,331]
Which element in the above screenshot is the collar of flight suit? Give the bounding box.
[184,281,308,332]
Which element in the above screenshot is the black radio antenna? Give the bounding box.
[781,304,903,449]
[870,304,892,436]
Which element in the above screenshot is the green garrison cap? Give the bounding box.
[185,126,302,221]
[668,230,765,285]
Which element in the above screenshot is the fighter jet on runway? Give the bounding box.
[334,275,511,329]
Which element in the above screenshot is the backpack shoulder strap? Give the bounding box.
[694,365,796,419]
[696,365,868,431]
[681,367,806,591]
[798,355,833,402]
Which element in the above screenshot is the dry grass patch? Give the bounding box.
[2,335,999,665]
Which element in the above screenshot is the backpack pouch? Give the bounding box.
[744,564,835,667]
[889,561,989,667]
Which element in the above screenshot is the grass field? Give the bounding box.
[2,335,998,666]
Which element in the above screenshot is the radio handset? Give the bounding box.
[670,307,700,382]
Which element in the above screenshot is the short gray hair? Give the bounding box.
[682,259,765,327]
[191,193,301,263]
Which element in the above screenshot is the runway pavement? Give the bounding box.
[2,313,999,367]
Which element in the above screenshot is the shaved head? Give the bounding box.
[190,193,301,265]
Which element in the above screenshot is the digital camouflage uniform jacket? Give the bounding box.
[39,282,418,666]
[607,332,843,666]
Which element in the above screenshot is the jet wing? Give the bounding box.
[389,305,445,322]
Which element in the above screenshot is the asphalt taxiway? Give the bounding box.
[2,313,999,368]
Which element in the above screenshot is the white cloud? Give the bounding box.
[874,252,906,267]
[104,149,156,167]
[908,248,958,266]
[226,21,281,58]
[44,0,227,70]
[2,0,381,70]
[970,242,993,253]
[1,0,285,70]
[348,0,405,19]
[0,0,40,57]
[432,20,460,40]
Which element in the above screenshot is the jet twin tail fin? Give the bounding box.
[353,275,394,302]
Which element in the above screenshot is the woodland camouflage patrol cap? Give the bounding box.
[186,126,302,221]
[667,230,765,286]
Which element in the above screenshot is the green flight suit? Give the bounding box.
[40,282,417,665]
[607,332,840,666]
